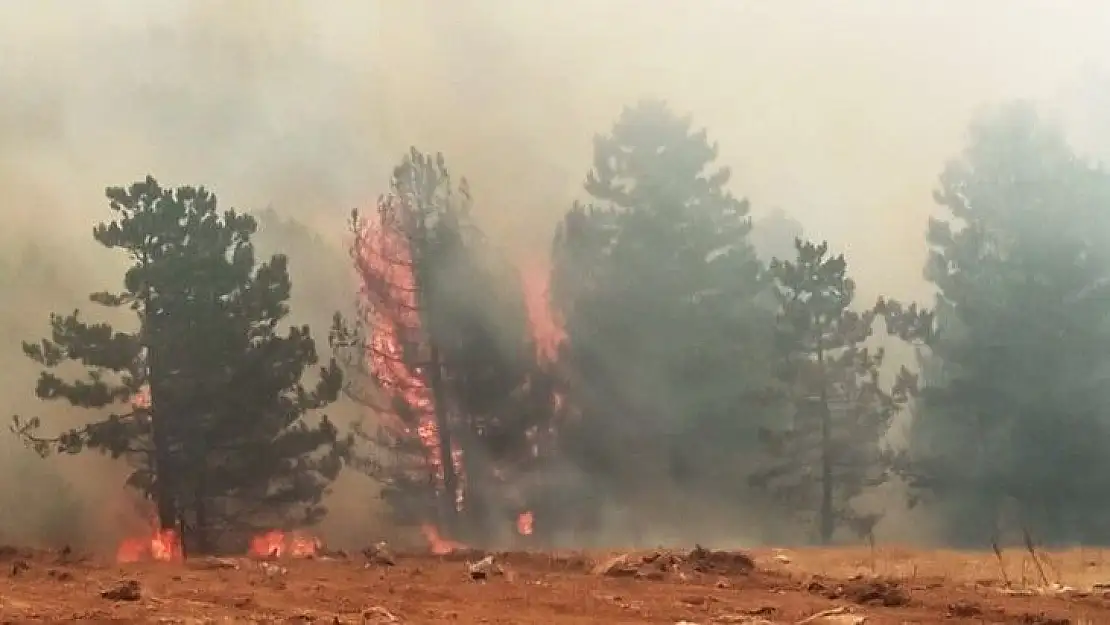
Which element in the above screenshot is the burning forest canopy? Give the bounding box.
[6,96,1110,562]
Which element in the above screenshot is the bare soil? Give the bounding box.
[1,544,1108,623]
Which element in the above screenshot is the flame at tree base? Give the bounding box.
[353,199,466,515]
[118,381,322,563]
[116,527,183,563]
[516,511,534,536]
[248,530,321,559]
[420,523,467,555]
[115,526,321,563]
[355,201,559,555]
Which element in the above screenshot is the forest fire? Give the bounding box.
[420,523,466,555]
[519,264,564,542]
[353,197,568,552]
[115,527,321,563]
[353,198,464,501]
[116,526,183,563]
[516,511,534,536]
[120,386,319,562]
[521,263,567,413]
[115,387,182,563]
[521,263,565,362]
[248,530,321,559]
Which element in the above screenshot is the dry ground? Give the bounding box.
[1,543,1108,623]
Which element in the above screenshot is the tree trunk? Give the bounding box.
[193,474,210,555]
[405,213,462,538]
[151,431,176,530]
[147,351,177,532]
[427,345,460,536]
[817,342,834,545]
[141,253,177,533]
[456,428,492,545]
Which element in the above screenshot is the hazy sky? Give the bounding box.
[2,0,1108,302]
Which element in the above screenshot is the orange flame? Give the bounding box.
[420,523,466,555]
[123,351,322,563]
[116,526,182,563]
[248,530,321,559]
[115,526,322,563]
[353,198,465,507]
[248,530,285,558]
[516,511,534,536]
[521,263,565,362]
[131,384,152,410]
[289,534,321,558]
[115,387,183,564]
[517,263,567,540]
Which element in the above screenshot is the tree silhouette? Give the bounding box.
[14,176,347,554]
[892,103,1110,546]
[550,99,773,544]
[752,239,915,544]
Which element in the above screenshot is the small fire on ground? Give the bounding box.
[122,389,321,563]
[516,511,534,536]
[116,526,321,563]
[418,511,533,555]
[116,527,183,564]
[420,523,466,555]
[248,530,321,559]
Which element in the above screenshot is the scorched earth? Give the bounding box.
[3,543,1110,623]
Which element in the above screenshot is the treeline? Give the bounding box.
[13,99,1110,553]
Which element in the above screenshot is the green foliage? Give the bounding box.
[550,99,774,539]
[898,102,1110,545]
[14,176,347,553]
[752,239,915,543]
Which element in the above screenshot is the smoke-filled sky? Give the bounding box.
[1,0,1109,546]
[3,0,1109,300]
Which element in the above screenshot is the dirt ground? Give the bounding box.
[1,543,1108,623]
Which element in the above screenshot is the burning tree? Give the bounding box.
[750,239,916,544]
[332,149,550,545]
[14,177,348,555]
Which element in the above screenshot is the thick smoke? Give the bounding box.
[0,0,1107,548]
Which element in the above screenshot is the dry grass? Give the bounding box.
[754,544,1110,589]
[1,544,1106,623]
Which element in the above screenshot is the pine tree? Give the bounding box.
[13,176,347,554]
[751,239,915,544]
[550,99,773,543]
[891,102,1110,545]
[332,149,545,543]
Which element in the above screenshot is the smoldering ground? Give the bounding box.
[0,0,1108,550]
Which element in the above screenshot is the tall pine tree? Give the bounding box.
[14,177,347,554]
[896,102,1110,545]
[550,99,773,544]
[752,239,915,544]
